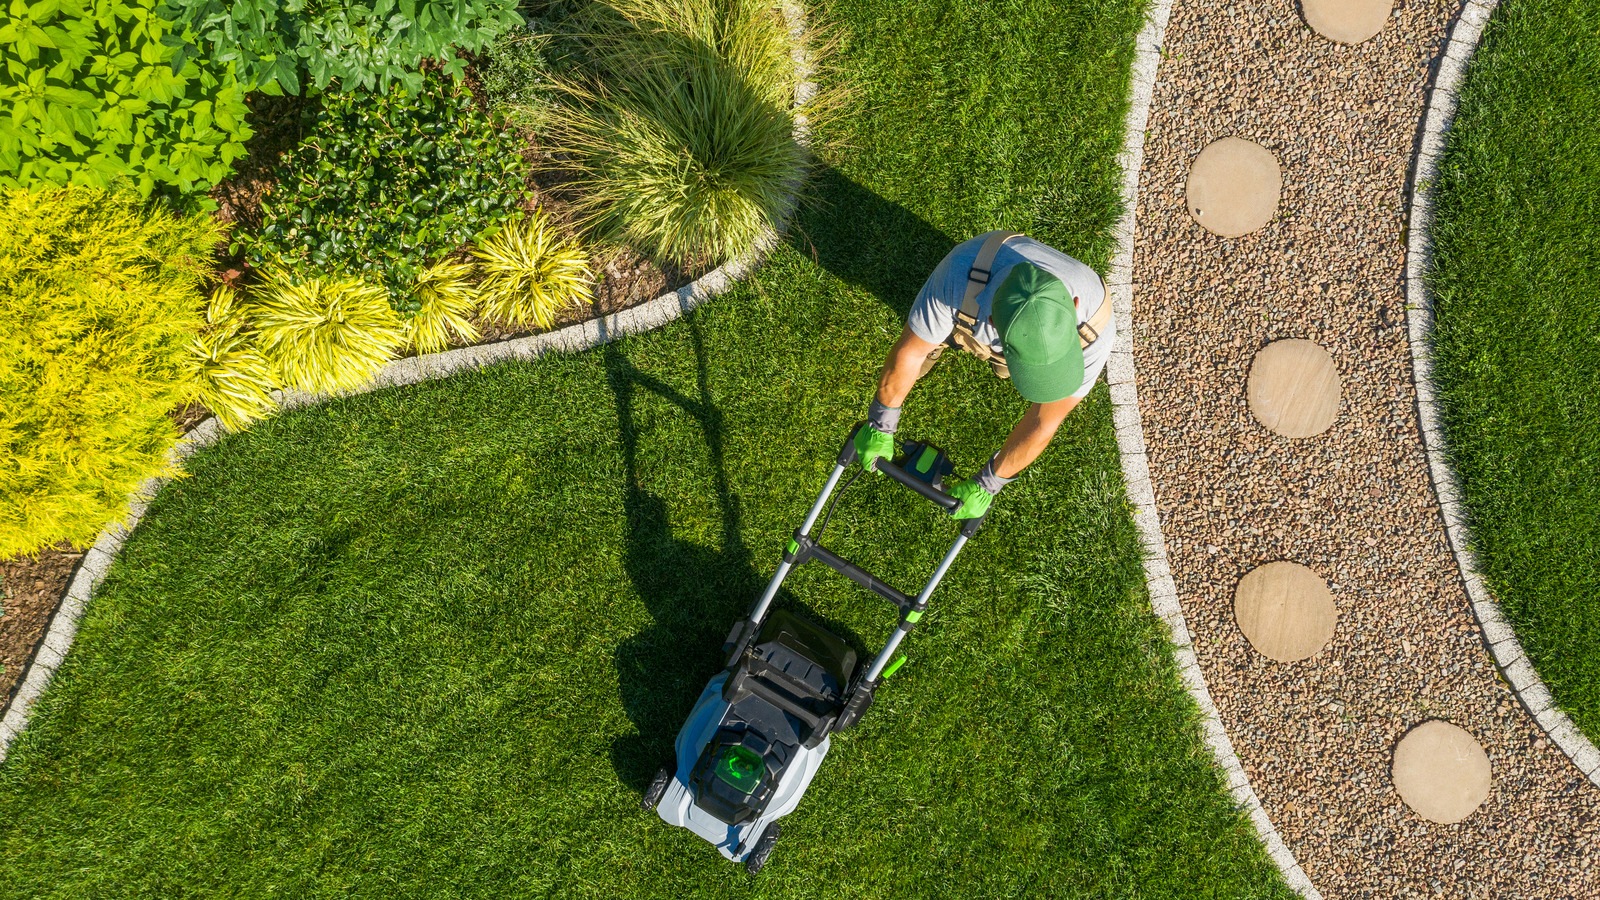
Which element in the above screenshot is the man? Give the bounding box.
[853,230,1116,519]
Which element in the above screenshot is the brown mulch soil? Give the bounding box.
[210,92,319,237]
[168,401,213,434]
[1133,0,1600,896]
[0,545,82,710]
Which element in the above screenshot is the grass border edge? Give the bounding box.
[1402,0,1600,786]
[1104,2,1324,898]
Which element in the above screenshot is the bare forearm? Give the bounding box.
[992,396,1079,478]
[875,354,919,409]
[871,324,1081,480]
[874,327,939,410]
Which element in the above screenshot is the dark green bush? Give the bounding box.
[0,0,252,196]
[481,3,592,126]
[157,0,523,94]
[482,27,564,127]
[236,76,530,309]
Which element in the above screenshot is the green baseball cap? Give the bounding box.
[992,263,1083,403]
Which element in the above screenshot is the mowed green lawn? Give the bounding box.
[0,0,1292,897]
[1427,0,1600,740]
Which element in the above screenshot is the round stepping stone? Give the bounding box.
[1185,138,1281,237]
[1247,339,1341,438]
[1302,0,1394,45]
[1392,720,1492,823]
[1233,562,1338,662]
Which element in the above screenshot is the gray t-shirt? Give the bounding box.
[908,232,1116,399]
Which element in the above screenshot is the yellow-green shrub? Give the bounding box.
[405,261,481,354]
[0,186,221,559]
[474,213,592,330]
[182,287,279,433]
[249,276,408,394]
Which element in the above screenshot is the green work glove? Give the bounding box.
[854,424,895,473]
[947,478,995,520]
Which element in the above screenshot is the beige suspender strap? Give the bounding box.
[955,233,1109,372]
[1076,277,1114,349]
[952,232,1020,379]
[960,231,1023,320]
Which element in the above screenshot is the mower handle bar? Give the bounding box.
[872,456,962,512]
[737,428,985,661]
[839,424,962,513]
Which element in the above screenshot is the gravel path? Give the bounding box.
[1131,0,1600,896]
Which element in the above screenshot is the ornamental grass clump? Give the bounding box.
[540,0,809,266]
[0,186,220,558]
[405,260,481,354]
[473,213,592,330]
[250,276,408,394]
[183,286,279,432]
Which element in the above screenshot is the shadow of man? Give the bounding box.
[594,95,979,794]
[605,320,878,795]
[604,325,766,793]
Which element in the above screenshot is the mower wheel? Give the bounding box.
[641,766,673,812]
[745,823,781,874]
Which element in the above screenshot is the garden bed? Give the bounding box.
[208,78,707,354]
[0,547,81,710]
[1,2,797,723]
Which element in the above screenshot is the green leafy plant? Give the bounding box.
[482,26,564,128]
[405,260,480,353]
[482,5,593,127]
[250,276,408,394]
[156,0,523,94]
[237,77,530,308]
[0,0,252,196]
[182,286,279,432]
[0,186,221,558]
[535,0,810,266]
[473,210,591,330]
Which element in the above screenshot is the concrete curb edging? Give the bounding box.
[1404,0,1600,785]
[0,1,814,763]
[1105,4,1321,898]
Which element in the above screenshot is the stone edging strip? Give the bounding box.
[0,1,814,763]
[1404,0,1600,784]
[1103,4,1321,898]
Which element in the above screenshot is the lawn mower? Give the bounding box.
[640,423,988,873]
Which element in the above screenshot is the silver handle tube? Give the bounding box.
[747,560,793,625]
[748,463,847,626]
[863,623,911,681]
[912,534,969,606]
[797,463,847,536]
[862,534,970,681]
